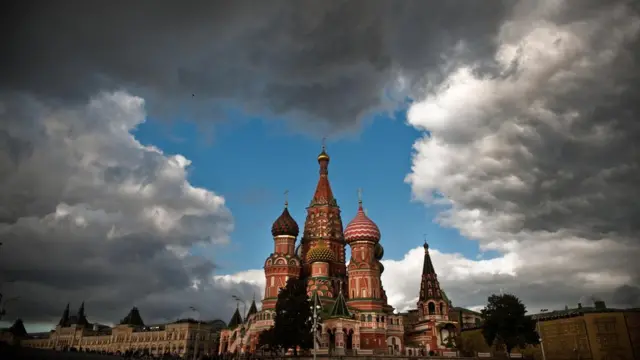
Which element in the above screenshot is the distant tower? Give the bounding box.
[344,190,386,312]
[417,240,448,320]
[300,143,347,293]
[58,303,70,327]
[262,194,302,310]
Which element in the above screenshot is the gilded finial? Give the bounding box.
[357,188,363,204]
[423,234,429,249]
[284,190,289,208]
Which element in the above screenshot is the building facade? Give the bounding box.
[531,303,639,360]
[16,304,226,358]
[218,147,459,356]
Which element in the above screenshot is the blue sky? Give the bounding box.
[133,109,492,275]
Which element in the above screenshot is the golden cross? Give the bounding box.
[321,136,327,151]
[357,188,363,203]
[284,190,289,207]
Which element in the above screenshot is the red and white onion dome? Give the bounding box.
[307,240,336,263]
[344,202,381,243]
[271,206,299,237]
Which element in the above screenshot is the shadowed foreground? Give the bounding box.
[0,344,121,360]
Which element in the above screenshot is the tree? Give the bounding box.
[257,326,281,355]
[481,293,539,354]
[273,278,313,355]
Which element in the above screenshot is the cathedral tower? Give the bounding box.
[300,145,347,294]
[417,241,448,321]
[262,199,301,310]
[344,193,386,312]
[306,240,337,299]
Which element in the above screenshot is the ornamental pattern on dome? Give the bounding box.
[344,203,380,243]
[271,207,299,237]
[306,241,336,263]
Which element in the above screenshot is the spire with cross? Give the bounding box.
[284,189,289,208]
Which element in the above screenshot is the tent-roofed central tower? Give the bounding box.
[299,144,347,296]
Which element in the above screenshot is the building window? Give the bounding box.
[428,302,436,315]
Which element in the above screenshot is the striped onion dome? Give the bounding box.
[344,202,380,244]
[307,241,336,263]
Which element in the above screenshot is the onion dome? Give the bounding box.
[306,240,336,263]
[271,205,299,237]
[374,243,384,260]
[378,260,385,274]
[344,194,380,243]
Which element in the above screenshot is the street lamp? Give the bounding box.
[231,295,247,320]
[537,309,548,360]
[310,293,322,360]
[189,306,200,360]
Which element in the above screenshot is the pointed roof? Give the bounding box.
[246,299,258,319]
[9,319,27,337]
[228,307,243,329]
[311,146,336,206]
[329,291,351,318]
[311,291,323,309]
[120,306,145,327]
[418,241,444,303]
[58,303,70,326]
[75,301,88,326]
[422,242,436,275]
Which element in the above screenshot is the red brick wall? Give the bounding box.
[359,333,386,349]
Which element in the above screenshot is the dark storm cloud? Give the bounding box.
[403,0,640,312]
[0,92,248,325]
[2,0,512,130]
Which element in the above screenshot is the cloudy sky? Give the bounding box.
[1,0,639,332]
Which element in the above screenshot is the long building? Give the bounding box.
[11,304,226,358]
[218,147,462,356]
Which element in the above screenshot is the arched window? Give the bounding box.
[428,302,436,315]
[439,303,444,315]
[360,314,365,321]
[367,314,373,322]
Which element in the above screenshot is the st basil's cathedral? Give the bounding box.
[218,147,459,356]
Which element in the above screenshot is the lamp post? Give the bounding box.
[231,295,247,320]
[537,309,548,360]
[189,306,201,360]
[310,293,322,360]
